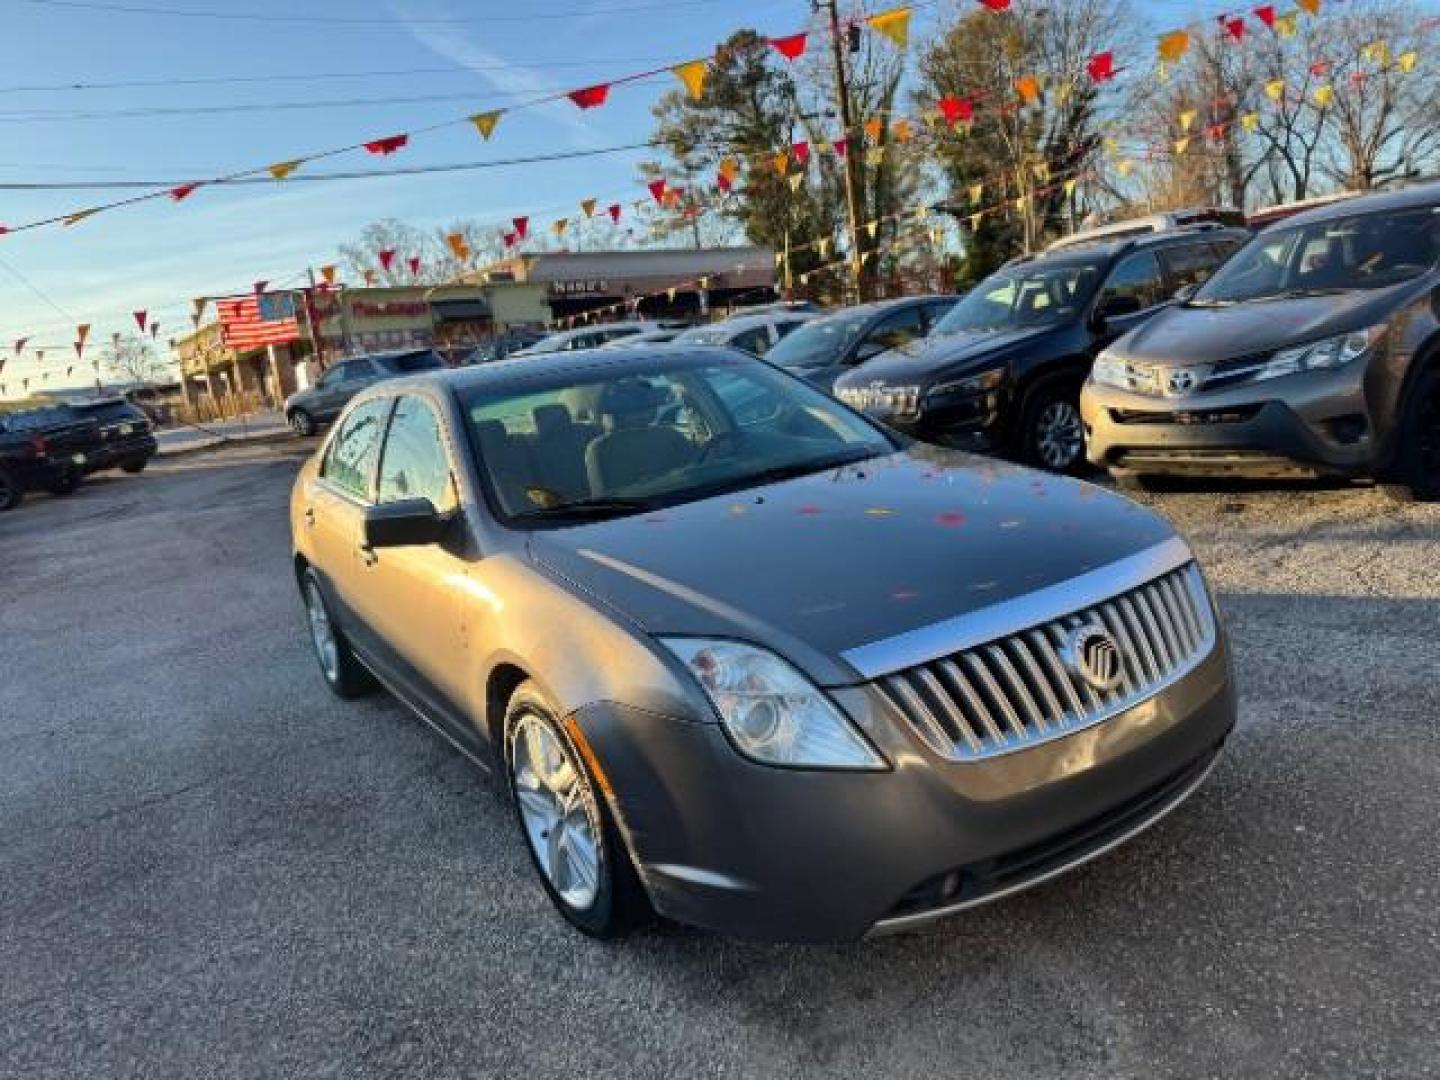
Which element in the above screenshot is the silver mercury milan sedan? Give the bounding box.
[290,346,1236,941]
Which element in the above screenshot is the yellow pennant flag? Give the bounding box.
[580,198,597,218]
[551,218,568,237]
[867,7,912,48]
[1158,30,1190,63]
[969,182,984,204]
[863,117,884,143]
[1179,109,1197,132]
[1398,51,1418,73]
[1241,111,1260,132]
[1032,162,1049,183]
[864,146,885,167]
[1362,40,1390,65]
[866,220,879,239]
[774,151,790,176]
[1297,0,1319,14]
[1013,195,1027,212]
[320,264,338,285]
[267,160,303,180]
[817,237,831,257]
[671,60,708,100]
[1313,84,1334,107]
[1117,159,1135,177]
[788,172,804,192]
[968,212,983,231]
[63,209,96,227]
[1104,136,1120,155]
[1174,137,1191,155]
[469,111,502,140]
[1063,177,1078,197]
[1274,13,1297,37]
[1265,78,1286,101]
[1015,74,1041,104]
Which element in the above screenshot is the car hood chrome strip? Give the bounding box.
[840,535,1195,681]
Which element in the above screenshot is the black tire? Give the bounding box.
[1016,374,1088,474]
[1379,367,1440,503]
[289,409,317,437]
[121,459,149,475]
[300,568,375,699]
[503,681,648,938]
[0,469,23,512]
[45,471,81,497]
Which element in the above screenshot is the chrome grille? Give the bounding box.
[878,563,1215,761]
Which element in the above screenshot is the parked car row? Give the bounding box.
[0,397,157,511]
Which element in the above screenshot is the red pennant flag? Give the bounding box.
[647,178,668,203]
[378,250,396,272]
[716,171,733,192]
[0,225,8,235]
[502,232,517,249]
[977,0,1011,9]
[567,83,610,109]
[512,216,529,240]
[937,96,974,126]
[769,32,807,60]
[133,310,147,332]
[407,255,421,277]
[1207,121,1227,142]
[170,182,200,202]
[832,137,849,158]
[792,141,810,166]
[1086,51,1115,82]
[364,134,408,156]
[1350,70,1368,87]
[1309,60,1331,77]
[607,203,622,223]
[13,337,27,355]
[74,341,84,358]
[1254,4,1276,27]
[1223,16,1246,41]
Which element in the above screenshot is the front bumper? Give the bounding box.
[574,639,1235,942]
[1081,370,1378,479]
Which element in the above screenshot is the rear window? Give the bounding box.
[1,405,76,432]
[383,351,446,374]
[71,400,144,423]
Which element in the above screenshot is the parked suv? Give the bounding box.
[63,398,157,475]
[834,227,1248,472]
[1083,184,1440,500]
[766,296,959,391]
[0,405,99,511]
[285,349,447,436]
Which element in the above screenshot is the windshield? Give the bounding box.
[460,357,894,527]
[766,308,873,368]
[1198,205,1440,303]
[934,259,1104,332]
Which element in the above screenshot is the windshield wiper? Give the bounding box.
[1181,298,1234,308]
[730,449,882,490]
[511,496,656,522]
[1252,287,1355,301]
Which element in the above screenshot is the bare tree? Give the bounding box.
[102,334,172,388]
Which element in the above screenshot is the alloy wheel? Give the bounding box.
[304,579,339,682]
[290,411,314,437]
[1035,400,1084,470]
[509,714,602,912]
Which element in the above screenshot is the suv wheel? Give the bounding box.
[1018,376,1087,474]
[301,569,374,698]
[1380,367,1440,503]
[0,468,23,512]
[45,471,81,497]
[504,682,647,938]
[289,409,317,437]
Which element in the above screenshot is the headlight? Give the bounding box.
[1091,349,1127,390]
[661,638,887,770]
[927,366,1006,399]
[1250,326,1386,383]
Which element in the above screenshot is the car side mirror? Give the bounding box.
[1091,294,1143,330]
[363,497,451,548]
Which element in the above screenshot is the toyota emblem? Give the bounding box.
[1063,624,1124,692]
[1165,368,1199,396]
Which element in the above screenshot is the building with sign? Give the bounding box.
[467,247,776,323]
[172,316,305,417]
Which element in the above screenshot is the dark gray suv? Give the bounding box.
[1084,184,1440,500]
[285,350,446,436]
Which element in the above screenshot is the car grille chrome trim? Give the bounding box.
[875,562,1215,761]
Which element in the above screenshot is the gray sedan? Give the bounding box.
[289,346,1236,940]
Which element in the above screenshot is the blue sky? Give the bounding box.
[0,0,1196,391]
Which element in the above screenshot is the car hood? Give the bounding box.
[1115,288,1402,363]
[836,326,1058,386]
[527,448,1176,685]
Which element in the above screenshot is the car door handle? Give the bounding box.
[303,506,315,526]
[358,543,378,567]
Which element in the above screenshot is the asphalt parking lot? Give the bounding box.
[2,442,1437,1079]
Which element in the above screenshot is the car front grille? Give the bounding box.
[876,564,1214,761]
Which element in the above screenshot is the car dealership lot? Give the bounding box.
[1,443,1436,1079]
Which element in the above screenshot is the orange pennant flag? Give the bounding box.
[867,7,912,48]
[63,209,97,227]
[671,60,708,100]
[551,218,569,237]
[1015,74,1041,104]
[320,265,337,285]
[77,323,91,345]
[863,117,884,142]
[891,118,913,142]
[1297,0,1319,14]
[267,160,303,180]
[469,111,502,140]
[580,198,597,217]
[1158,30,1190,63]
[773,151,790,176]
[718,157,740,183]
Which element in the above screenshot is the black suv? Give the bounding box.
[284,349,447,436]
[833,227,1248,471]
[0,406,100,511]
[62,398,158,475]
[1084,184,1440,501]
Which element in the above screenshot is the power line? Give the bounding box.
[16,0,729,25]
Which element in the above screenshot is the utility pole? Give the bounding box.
[819,0,866,303]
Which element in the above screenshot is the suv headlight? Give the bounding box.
[661,638,887,770]
[1251,326,1386,383]
[927,366,1006,399]
[1092,349,1127,389]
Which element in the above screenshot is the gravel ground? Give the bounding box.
[1,445,1436,1080]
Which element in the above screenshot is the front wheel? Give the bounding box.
[121,459,149,475]
[289,409,317,437]
[504,682,647,938]
[46,471,81,497]
[301,569,374,698]
[1017,377,1088,474]
[1379,368,1440,503]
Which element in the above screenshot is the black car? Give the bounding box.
[765,296,960,391]
[833,227,1248,472]
[284,349,448,436]
[61,398,158,476]
[0,406,99,511]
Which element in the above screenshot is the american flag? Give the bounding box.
[217,294,300,350]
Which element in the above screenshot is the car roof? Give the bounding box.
[1010,226,1250,267]
[1263,180,1440,231]
[700,310,817,331]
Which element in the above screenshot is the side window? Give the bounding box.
[707,368,791,429]
[321,398,391,500]
[344,360,378,382]
[866,305,927,350]
[378,397,453,508]
[730,326,772,356]
[924,299,957,327]
[317,364,345,388]
[1098,251,1166,311]
[1161,242,1225,292]
[773,320,805,340]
